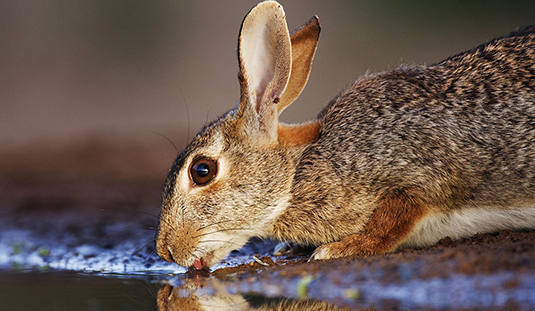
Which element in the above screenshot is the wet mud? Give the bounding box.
[1,136,535,310]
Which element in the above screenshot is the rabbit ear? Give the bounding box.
[278,16,321,115]
[237,1,291,142]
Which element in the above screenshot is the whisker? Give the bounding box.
[147,248,160,260]
[204,110,210,126]
[151,131,179,155]
[98,208,161,221]
[196,220,233,232]
[198,240,244,248]
[198,300,250,309]
[193,228,252,239]
[144,283,158,299]
[178,86,190,145]
[156,167,171,179]
[185,248,196,259]
[100,226,150,239]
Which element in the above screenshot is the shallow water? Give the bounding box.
[2,267,535,310]
[0,270,161,310]
[2,210,535,310]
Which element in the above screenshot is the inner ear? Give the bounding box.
[278,15,321,115]
[238,1,292,113]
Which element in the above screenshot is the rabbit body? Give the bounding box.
[155,0,535,268]
[273,26,535,259]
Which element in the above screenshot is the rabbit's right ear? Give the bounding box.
[237,1,291,144]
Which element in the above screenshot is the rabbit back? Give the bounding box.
[277,26,535,247]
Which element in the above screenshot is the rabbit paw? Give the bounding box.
[274,241,315,256]
[309,235,379,261]
[310,241,354,260]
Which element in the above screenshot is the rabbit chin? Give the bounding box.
[194,234,251,269]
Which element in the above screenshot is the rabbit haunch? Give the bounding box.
[155,0,535,269]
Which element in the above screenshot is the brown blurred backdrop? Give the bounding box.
[2,1,534,146]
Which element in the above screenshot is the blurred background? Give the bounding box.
[0,0,534,293]
[0,0,534,185]
[2,0,535,145]
[1,3,534,304]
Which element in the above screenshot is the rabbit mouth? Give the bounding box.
[192,257,207,270]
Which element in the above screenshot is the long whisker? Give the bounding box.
[178,86,190,146]
[196,220,234,232]
[148,213,176,233]
[198,300,250,309]
[156,167,171,179]
[99,208,161,220]
[193,228,252,239]
[131,240,154,255]
[198,240,244,248]
[204,110,210,126]
[151,131,179,155]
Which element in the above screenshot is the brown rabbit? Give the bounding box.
[155,0,535,269]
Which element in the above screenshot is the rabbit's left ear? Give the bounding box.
[278,15,320,115]
[237,1,291,143]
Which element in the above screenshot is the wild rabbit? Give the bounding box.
[155,0,535,269]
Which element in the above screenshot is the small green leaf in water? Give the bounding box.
[12,242,25,255]
[343,288,360,299]
[38,247,51,257]
[296,275,315,299]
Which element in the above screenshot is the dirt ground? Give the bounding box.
[2,135,535,310]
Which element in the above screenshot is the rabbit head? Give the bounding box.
[155,1,321,269]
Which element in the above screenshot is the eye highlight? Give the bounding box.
[190,157,217,186]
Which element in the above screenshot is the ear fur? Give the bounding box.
[237,1,292,142]
[278,15,321,115]
[236,1,321,147]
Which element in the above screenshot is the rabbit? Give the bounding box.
[155,0,535,270]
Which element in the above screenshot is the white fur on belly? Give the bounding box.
[399,207,535,249]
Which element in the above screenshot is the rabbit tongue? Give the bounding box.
[192,258,206,270]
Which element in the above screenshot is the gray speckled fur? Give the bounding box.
[157,19,535,266]
[271,26,535,245]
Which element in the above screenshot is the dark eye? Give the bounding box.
[190,157,217,185]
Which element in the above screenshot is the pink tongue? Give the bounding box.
[193,258,205,270]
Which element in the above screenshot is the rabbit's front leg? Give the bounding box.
[311,193,428,260]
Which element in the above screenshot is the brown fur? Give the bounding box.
[278,121,321,147]
[312,193,428,258]
[155,0,535,268]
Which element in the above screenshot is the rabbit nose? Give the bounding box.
[155,232,175,263]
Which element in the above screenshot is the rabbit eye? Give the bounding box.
[190,157,217,186]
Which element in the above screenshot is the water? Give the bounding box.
[2,268,534,310]
[1,210,535,310]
